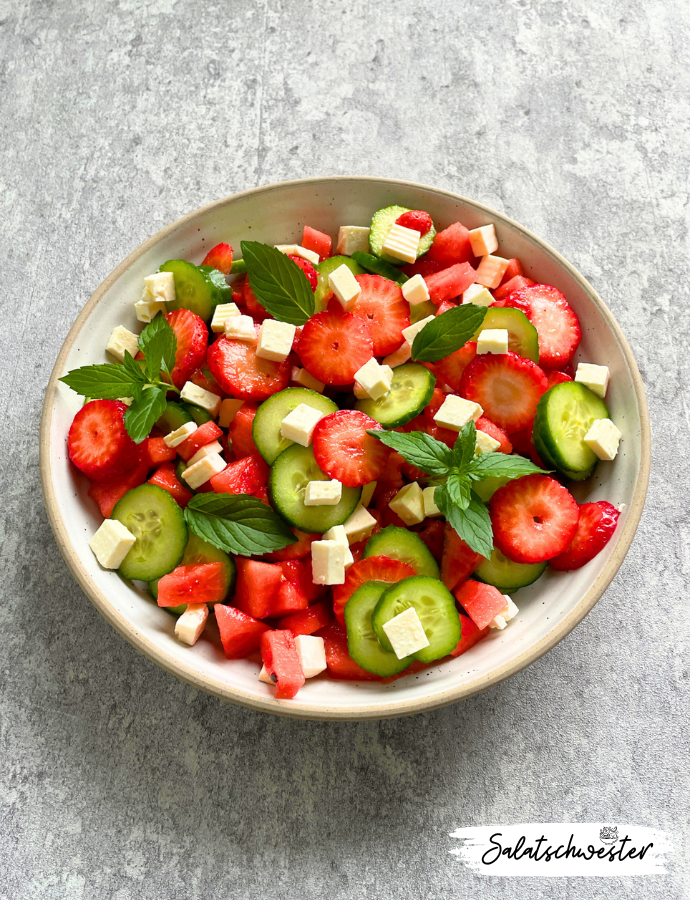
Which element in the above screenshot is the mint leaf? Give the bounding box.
[469,453,548,481]
[59,364,143,400]
[121,350,148,383]
[436,486,493,559]
[184,493,295,556]
[138,312,177,381]
[241,241,315,326]
[446,473,472,511]
[123,385,168,443]
[366,429,453,475]
[451,421,477,473]
[410,304,487,363]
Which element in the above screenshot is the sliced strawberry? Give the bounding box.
[441,525,483,591]
[189,365,222,397]
[351,275,410,356]
[499,258,524,284]
[395,209,433,235]
[417,518,445,563]
[296,308,373,386]
[450,613,489,657]
[505,284,581,368]
[157,562,226,607]
[545,369,573,388]
[228,402,258,458]
[549,501,619,571]
[278,600,333,636]
[202,242,233,275]
[312,410,389,487]
[266,528,319,562]
[147,461,194,508]
[401,258,443,279]
[435,341,476,393]
[210,453,269,495]
[435,300,457,316]
[143,436,177,467]
[215,605,270,659]
[454,581,507,631]
[68,400,141,480]
[423,387,446,426]
[460,351,548,434]
[492,275,535,302]
[207,335,290,400]
[332,556,416,626]
[489,474,580,564]
[165,309,208,390]
[176,421,223,462]
[316,621,383,681]
[302,225,332,261]
[426,421,458,449]
[426,221,475,267]
[288,255,317,291]
[425,262,476,305]
[88,460,149,517]
[242,278,271,321]
[475,416,512,454]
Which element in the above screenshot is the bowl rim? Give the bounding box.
[39,175,651,720]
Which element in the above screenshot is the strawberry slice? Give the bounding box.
[68,400,141,480]
[312,410,389,487]
[207,335,290,400]
[302,225,332,261]
[435,341,476,393]
[454,581,507,631]
[505,284,581,368]
[545,369,573,388]
[475,416,512,454]
[88,460,149,517]
[165,309,208,390]
[288,255,318,291]
[189,366,222,397]
[426,221,475,267]
[332,556,416,626]
[492,275,534,302]
[242,278,271,321]
[489,474,580,564]
[210,453,269,495]
[228,402,258,458]
[425,262,476,305]
[352,275,410,356]
[296,308,373,386]
[549,501,619,571]
[395,209,433,235]
[441,525,483,591]
[201,242,233,275]
[460,351,548,434]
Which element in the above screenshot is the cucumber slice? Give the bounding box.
[230,259,247,275]
[474,546,547,592]
[355,363,436,428]
[410,300,437,324]
[533,382,609,479]
[175,457,189,483]
[369,206,436,264]
[314,255,365,311]
[345,581,412,676]
[112,484,188,582]
[200,265,233,302]
[371,575,460,663]
[149,532,237,613]
[473,307,539,363]
[155,401,194,434]
[181,400,213,425]
[159,259,222,323]
[252,388,338,465]
[350,251,409,284]
[364,526,440,579]
[270,444,361,533]
[472,475,510,502]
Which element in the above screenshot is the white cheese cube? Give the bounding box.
[462,283,494,307]
[360,481,377,508]
[211,302,241,333]
[134,298,167,323]
[489,595,519,630]
[328,263,361,310]
[422,485,442,517]
[382,223,420,264]
[256,319,296,362]
[336,225,371,256]
[89,519,136,569]
[382,607,430,659]
[275,243,320,266]
[258,664,275,685]
[187,440,223,468]
[475,255,510,289]
[180,381,222,417]
[475,430,501,455]
[280,403,325,447]
[182,453,226,490]
[304,480,343,506]
[321,524,354,566]
[294,634,327,678]
[290,366,325,393]
[584,418,622,461]
[174,603,208,645]
[434,395,483,431]
[575,363,610,398]
[106,326,140,363]
[218,399,244,428]
[225,315,256,343]
[383,342,412,368]
[468,224,498,257]
[342,505,377,544]
[143,271,176,303]
[311,540,346,585]
[389,482,425,526]
[402,273,430,306]
[402,315,435,346]
[354,358,393,400]
[476,328,509,355]
[163,420,198,448]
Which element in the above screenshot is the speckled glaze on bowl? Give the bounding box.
[39,177,650,720]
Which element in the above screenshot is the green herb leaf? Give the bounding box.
[436,486,493,559]
[446,472,472,511]
[138,312,177,381]
[410,304,487,363]
[469,452,548,481]
[366,428,453,475]
[241,241,315,326]
[351,251,409,284]
[184,493,295,556]
[121,350,148,383]
[451,421,478,472]
[123,385,168,444]
[58,364,144,400]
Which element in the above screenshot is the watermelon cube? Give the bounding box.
[278,601,333,636]
[260,630,305,699]
[88,461,149,518]
[451,613,489,657]
[302,225,332,261]
[234,558,283,619]
[177,421,223,461]
[454,580,507,631]
[440,525,483,591]
[426,222,475,267]
[493,275,535,303]
[157,562,226,607]
[229,402,259,458]
[144,436,177,467]
[210,453,269,495]
[425,263,476,305]
[215,605,270,658]
[148,461,194,508]
[499,258,524,284]
[315,622,382,681]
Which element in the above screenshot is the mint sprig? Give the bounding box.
[241,241,315,325]
[410,303,487,363]
[184,493,295,556]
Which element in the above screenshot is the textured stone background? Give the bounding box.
[1,0,688,897]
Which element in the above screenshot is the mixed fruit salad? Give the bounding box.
[61,205,623,700]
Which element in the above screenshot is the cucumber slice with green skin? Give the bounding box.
[200,265,233,302]
[355,363,436,428]
[364,526,440,579]
[474,546,547,592]
[270,444,361,533]
[314,255,365,311]
[181,400,213,426]
[473,307,539,363]
[369,206,436,264]
[112,484,188,582]
[350,251,409,284]
[230,259,247,274]
[155,401,194,434]
[149,532,237,613]
[175,457,189,483]
[372,575,460,663]
[345,581,412,676]
[410,300,437,324]
[159,259,222,324]
[252,388,338,465]
[533,382,609,479]
[472,475,510,502]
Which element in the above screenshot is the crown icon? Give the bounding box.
[599,826,618,844]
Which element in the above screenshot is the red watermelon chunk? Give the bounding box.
[234,558,284,619]
[260,630,305,699]
[157,562,226,607]
[425,262,476,305]
[441,525,484,591]
[215,605,270,659]
[451,613,489,657]
[455,580,507,631]
[426,222,475,267]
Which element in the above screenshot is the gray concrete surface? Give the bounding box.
[1,0,688,897]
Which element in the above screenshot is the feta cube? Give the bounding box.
[475,430,501,455]
[280,403,325,447]
[328,263,361,310]
[584,418,622,461]
[187,440,223,468]
[218,399,244,428]
[360,481,377,508]
[294,634,327,678]
[225,315,256,343]
[134,298,167,323]
[182,453,226,490]
[402,273,430,306]
[354,358,393,400]
[311,540,346,585]
[383,342,412,368]
[291,366,325,393]
[106,326,139,363]
[304,480,343,506]
[275,243,320,266]
[180,381,222,417]
[402,315,435,346]
[382,607,430,659]
[468,224,498,257]
[434,395,483,431]
[475,255,510,289]
[336,225,371,256]
[89,519,136,569]
[143,271,176,304]
[575,363,610,398]
[211,302,241,333]
[163,420,198,448]
[462,283,494,307]
[489,595,519,630]
[174,603,209,645]
[476,328,509,355]
[258,664,275,685]
[422,485,442,517]
[321,524,354,566]
[382,223,420,264]
[389,482,425,526]
[256,319,296,362]
[342,505,377,544]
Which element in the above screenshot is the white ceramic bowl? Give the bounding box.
[40,177,650,720]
